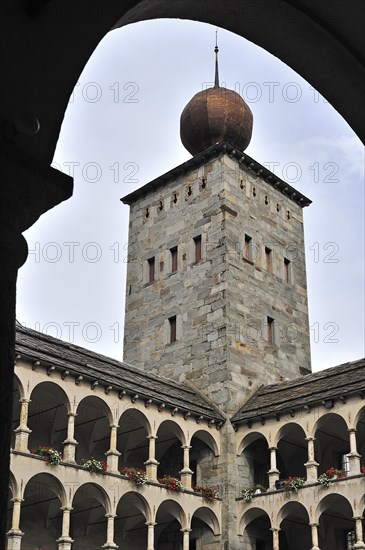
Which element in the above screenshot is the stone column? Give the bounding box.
[268,447,280,489]
[347,429,361,474]
[310,523,321,550]
[271,528,280,550]
[6,498,24,550]
[0,145,73,550]
[56,506,74,550]
[354,517,365,549]
[305,437,319,483]
[62,412,78,463]
[105,424,121,474]
[181,528,191,550]
[179,445,193,489]
[145,435,159,481]
[102,514,118,549]
[146,522,156,550]
[14,398,32,452]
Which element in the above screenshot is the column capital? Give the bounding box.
[147,434,158,440]
[105,513,117,519]
[181,528,192,533]
[348,427,357,433]
[19,397,31,404]
[67,411,77,418]
[354,516,364,521]
[109,423,119,429]
[11,497,24,504]
[145,521,157,527]
[305,436,316,441]
[60,506,73,512]
[269,446,278,451]
[270,527,281,533]
[181,444,192,450]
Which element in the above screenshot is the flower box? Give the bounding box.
[120,467,147,486]
[31,446,62,465]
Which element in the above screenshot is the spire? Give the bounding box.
[214,28,219,87]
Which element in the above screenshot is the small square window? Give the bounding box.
[169,316,177,343]
[147,257,155,282]
[194,235,202,263]
[170,246,178,272]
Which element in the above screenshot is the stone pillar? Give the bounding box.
[0,145,73,550]
[347,429,361,474]
[14,398,32,452]
[305,437,319,483]
[146,522,156,550]
[310,523,321,550]
[102,514,118,549]
[62,412,77,463]
[271,528,280,550]
[181,528,191,550]
[6,498,24,549]
[145,435,159,481]
[179,445,193,489]
[0,225,27,548]
[105,425,121,474]
[268,447,280,489]
[354,517,365,549]
[56,507,74,550]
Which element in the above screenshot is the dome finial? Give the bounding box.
[214,28,219,88]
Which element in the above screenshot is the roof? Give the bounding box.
[15,324,225,424]
[231,358,365,425]
[121,141,311,208]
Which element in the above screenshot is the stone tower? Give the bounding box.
[122,46,312,416]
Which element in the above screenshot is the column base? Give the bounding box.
[179,468,193,489]
[145,458,159,482]
[268,468,280,490]
[348,452,361,474]
[305,460,319,483]
[102,544,119,549]
[6,531,24,550]
[62,439,78,463]
[105,449,121,473]
[14,427,31,452]
[57,536,74,550]
[354,543,365,549]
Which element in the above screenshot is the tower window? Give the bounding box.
[244,234,252,260]
[265,247,272,272]
[194,235,202,263]
[284,257,291,282]
[147,257,155,282]
[170,246,178,272]
[169,316,177,343]
[267,317,275,343]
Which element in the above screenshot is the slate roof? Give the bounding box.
[15,325,224,424]
[231,358,365,425]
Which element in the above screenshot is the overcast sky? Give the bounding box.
[16,19,364,373]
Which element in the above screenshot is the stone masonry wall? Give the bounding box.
[123,151,311,414]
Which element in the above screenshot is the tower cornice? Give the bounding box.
[120,141,311,208]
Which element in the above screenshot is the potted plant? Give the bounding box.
[193,484,220,502]
[81,457,108,473]
[158,475,184,492]
[31,445,62,465]
[242,483,266,502]
[318,467,346,486]
[120,466,148,486]
[283,476,306,493]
